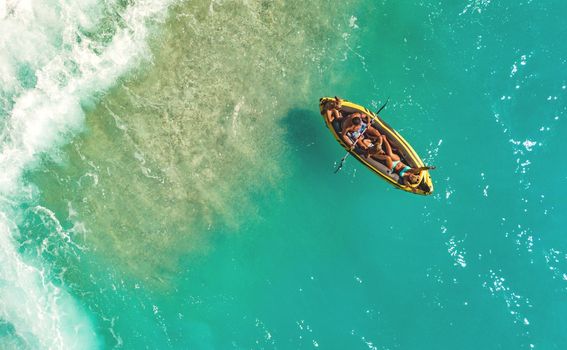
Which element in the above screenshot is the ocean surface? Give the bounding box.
[1,0,567,349]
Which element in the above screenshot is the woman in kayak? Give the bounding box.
[366,136,435,185]
[321,96,344,131]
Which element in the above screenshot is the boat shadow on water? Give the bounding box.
[279,108,343,174]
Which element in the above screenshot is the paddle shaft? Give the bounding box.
[334,128,369,173]
[375,97,390,115]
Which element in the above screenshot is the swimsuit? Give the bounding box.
[390,160,400,170]
[399,166,411,177]
[391,160,411,177]
[348,122,367,141]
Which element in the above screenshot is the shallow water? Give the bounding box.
[1,0,567,349]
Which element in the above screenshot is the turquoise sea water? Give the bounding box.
[1,0,567,349]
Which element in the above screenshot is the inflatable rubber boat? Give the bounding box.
[319,97,434,195]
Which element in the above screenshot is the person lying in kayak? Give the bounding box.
[321,96,343,131]
[341,113,383,149]
[366,136,435,185]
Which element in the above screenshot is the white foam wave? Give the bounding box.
[0,0,173,348]
[0,212,96,349]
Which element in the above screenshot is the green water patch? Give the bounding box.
[27,0,361,287]
[0,319,29,350]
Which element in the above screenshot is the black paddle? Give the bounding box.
[334,98,390,174]
[375,97,390,116]
[334,129,368,173]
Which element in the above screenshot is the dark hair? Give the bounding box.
[352,116,361,125]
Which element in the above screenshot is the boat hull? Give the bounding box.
[319,97,434,195]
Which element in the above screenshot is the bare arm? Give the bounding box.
[407,166,436,174]
[332,109,341,121]
[325,109,334,123]
[342,128,355,147]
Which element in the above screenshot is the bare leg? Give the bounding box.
[371,153,393,169]
[366,142,392,166]
[366,126,382,139]
[382,137,400,161]
[382,136,393,156]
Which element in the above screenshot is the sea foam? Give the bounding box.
[0,0,172,348]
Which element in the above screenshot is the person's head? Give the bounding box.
[334,96,343,108]
[329,100,341,110]
[407,173,420,185]
[352,116,362,125]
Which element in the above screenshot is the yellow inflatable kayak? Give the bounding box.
[319,97,434,195]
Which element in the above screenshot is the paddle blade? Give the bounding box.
[375,97,390,115]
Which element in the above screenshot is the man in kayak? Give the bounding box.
[341,112,383,150]
[366,136,435,185]
[321,96,344,131]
